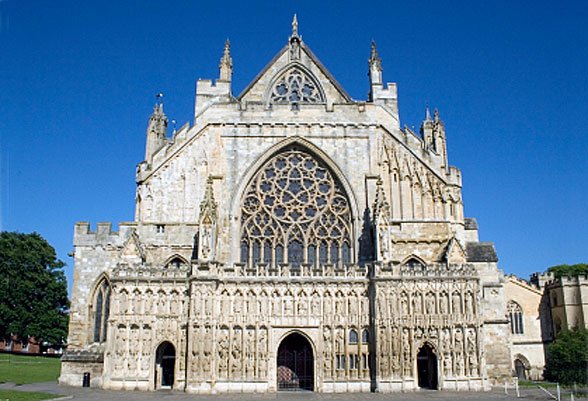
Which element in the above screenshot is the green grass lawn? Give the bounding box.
[0,354,61,385]
[0,389,60,401]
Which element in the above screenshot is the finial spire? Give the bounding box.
[369,40,382,72]
[288,14,301,60]
[425,106,432,121]
[219,38,233,82]
[292,14,299,37]
[434,108,440,122]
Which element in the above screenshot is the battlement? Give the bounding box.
[530,271,588,288]
[74,221,198,247]
[74,221,130,246]
[547,275,588,287]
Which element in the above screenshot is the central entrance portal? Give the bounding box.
[417,344,438,390]
[277,332,314,391]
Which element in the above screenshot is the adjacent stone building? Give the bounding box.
[60,19,514,392]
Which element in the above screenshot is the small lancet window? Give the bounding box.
[92,278,111,343]
[349,329,358,344]
[362,329,369,343]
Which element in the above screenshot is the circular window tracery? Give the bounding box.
[241,147,352,268]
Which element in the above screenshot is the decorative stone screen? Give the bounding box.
[240,147,353,268]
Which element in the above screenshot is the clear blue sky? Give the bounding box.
[1,1,586,295]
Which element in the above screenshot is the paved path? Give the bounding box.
[0,381,523,401]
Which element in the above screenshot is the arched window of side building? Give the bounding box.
[507,301,524,334]
[92,277,111,343]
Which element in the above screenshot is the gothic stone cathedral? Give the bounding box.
[60,19,512,393]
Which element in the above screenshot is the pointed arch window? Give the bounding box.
[361,329,369,343]
[349,329,358,344]
[240,146,353,269]
[92,278,111,343]
[508,301,524,334]
[270,67,325,104]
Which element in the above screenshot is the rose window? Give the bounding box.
[270,68,324,104]
[241,147,352,268]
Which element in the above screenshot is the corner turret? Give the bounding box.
[368,41,383,96]
[194,41,234,120]
[420,107,434,149]
[366,41,398,115]
[145,95,168,163]
[433,108,448,171]
[420,107,448,171]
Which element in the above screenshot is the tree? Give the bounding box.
[0,232,69,346]
[548,263,588,279]
[544,328,588,385]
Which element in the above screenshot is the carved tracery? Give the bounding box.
[241,147,352,268]
[270,67,324,104]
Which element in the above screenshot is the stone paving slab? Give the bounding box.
[1,382,522,401]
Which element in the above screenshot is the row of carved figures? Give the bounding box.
[377,287,477,318]
[104,322,482,381]
[109,287,477,323]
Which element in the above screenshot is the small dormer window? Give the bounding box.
[270,67,324,105]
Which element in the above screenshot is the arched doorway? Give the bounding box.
[417,344,438,389]
[514,359,527,380]
[277,332,314,391]
[155,342,175,389]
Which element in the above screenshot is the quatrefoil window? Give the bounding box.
[270,68,324,104]
[240,147,352,268]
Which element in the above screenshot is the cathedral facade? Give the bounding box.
[60,19,512,393]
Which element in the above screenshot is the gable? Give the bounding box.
[120,230,145,265]
[238,39,352,107]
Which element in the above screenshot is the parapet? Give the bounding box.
[73,222,136,247]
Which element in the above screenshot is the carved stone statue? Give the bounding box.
[452,291,462,314]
